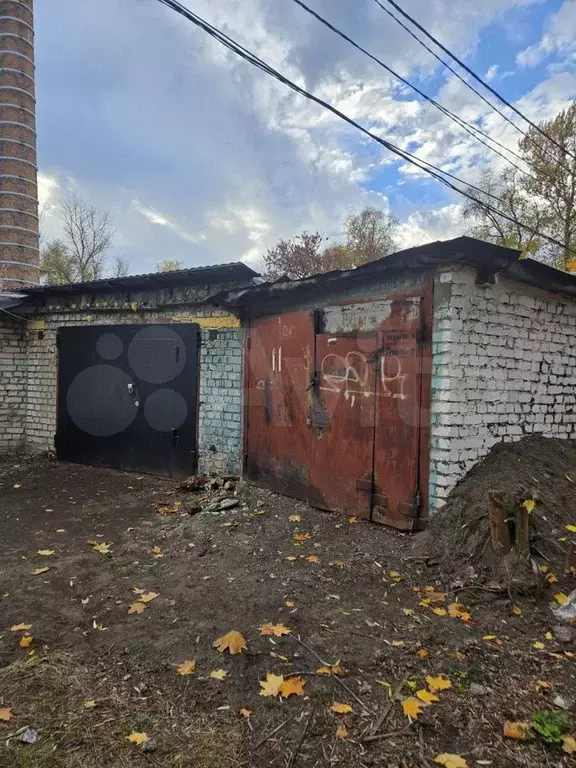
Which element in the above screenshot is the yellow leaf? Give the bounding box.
[448,603,471,622]
[403,608,415,616]
[405,680,418,690]
[329,560,345,568]
[402,698,424,719]
[213,630,247,655]
[37,549,55,556]
[422,589,446,602]
[31,567,50,576]
[565,524,576,533]
[289,515,301,522]
[138,592,159,604]
[562,734,576,754]
[306,555,319,563]
[347,516,358,524]
[376,680,392,696]
[536,680,551,688]
[294,533,311,541]
[11,623,32,632]
[177,660,197,676]
[330,702,353,714]
[482,635,497,641]
[554,592,568,605]
[151,546,163,558]
[432,607,447,616]
[434,754,469,768]
[336,725,349,739]
[416,648,429,659]
[523,499,536,514]
[239,708,251,719]
[83,699,97,709]
[504,721,533,740]
[425,675,451,691]
[511,605,522,616]
[210,669,228,680]
[94,623,108,632]
[127,732,148,746]
[87,541,112,555]
[0,708,12,721]
[545,631,553,641]
[417,689,439,703]
[546,572,558,584]
[128,601,146,615]
[285,600,295,608]
[391,640,404,647]
[259,672,285,697]
[285,556,297,562]
[19,634,33,648]
[258,623,291,637]
[533,642,545,650]
[279,676,305,698]
[316,666,332,676]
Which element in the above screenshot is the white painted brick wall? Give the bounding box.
[429,265,576,511]
[0,314,26,450]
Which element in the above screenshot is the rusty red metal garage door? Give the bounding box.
[244,292,430,529]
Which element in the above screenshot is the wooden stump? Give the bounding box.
[489,491,511,556]
[514,505,531,556]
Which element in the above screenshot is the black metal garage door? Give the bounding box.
[56,324,199,477]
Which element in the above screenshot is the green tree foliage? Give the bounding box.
[155,259,185,272]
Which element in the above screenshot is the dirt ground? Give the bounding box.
[0,455,575,768]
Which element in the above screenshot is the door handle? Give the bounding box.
[171,429,179,446]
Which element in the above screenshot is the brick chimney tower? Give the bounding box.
[0,0,39,292]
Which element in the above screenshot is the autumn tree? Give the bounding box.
[156,259,184,272]
[262,231,327,281]
[462,168,546,255]
[519,102,576,270]
[344,207,398,264]
[40,196,118,284]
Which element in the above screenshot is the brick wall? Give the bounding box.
[0,313,26,450]
[429,266,576,511]
[19,285,245,475]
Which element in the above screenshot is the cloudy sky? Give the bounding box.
[36,0,576,275]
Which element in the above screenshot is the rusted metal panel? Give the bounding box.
[244,291,430,529]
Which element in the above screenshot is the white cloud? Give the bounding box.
[485,64,500,82]
[132,200,206,244]
[516,0,576,67]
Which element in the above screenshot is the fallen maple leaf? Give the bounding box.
[330,702,352,714]
[306,555,319,563]
[554,592,568,605]
[285,556,297,562]
[210,669,228,680]
[177,660,197,676]
[0,708,12,722]
[391,640,404,647]
[536,680,551,688]
[403,608,415,616]
[11,623,32,632]
[533,642,545,650]
[389,570,404,581]
[127,732,148,746]
[289,515,301,522]
[336,726,349,739]
[416,648,429,659]
[294,533,311,541]
[402,698,424,719]
[279,676,305,698]
[417,689,439,703]
[128,602,146,615]
[447,603,471,621]
[83,700,97,709]
[432,607,447,617]
[19,635,33,648]
[151,546,164,558]
[562,734,576,754]
[347,516,358,524]
[31,567,50,576]
[259,672,285,697]
[434,754,469,768]
[138,592,159,604]
[285,600,295,608]
[523,499,536,514]
[213,630,247,655]
[155,500,182,515]
[239,708,251,719]
[511,605,522,616]
[503,721,533,740]
[258,622,291,637]
[425,675,451,691]
[37,549,55,556]
[316,666,331,676]
[87,541,111,555]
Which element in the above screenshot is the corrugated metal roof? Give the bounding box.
[23,261,258,297]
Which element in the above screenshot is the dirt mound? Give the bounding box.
[417,435,576,590]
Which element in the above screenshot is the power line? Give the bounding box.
[155,0,574,258]
[372,0,575,174]
[290,0,531,177]
[381,0,576,163]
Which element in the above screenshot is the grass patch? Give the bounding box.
[530,709,570,745]
[0,653,243,767]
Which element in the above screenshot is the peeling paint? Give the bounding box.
[172,315,240,329]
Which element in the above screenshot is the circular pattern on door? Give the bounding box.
[127,326,186,384]
[95,332,123,361]
[66,365,138,437]
[143,389,188,432]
